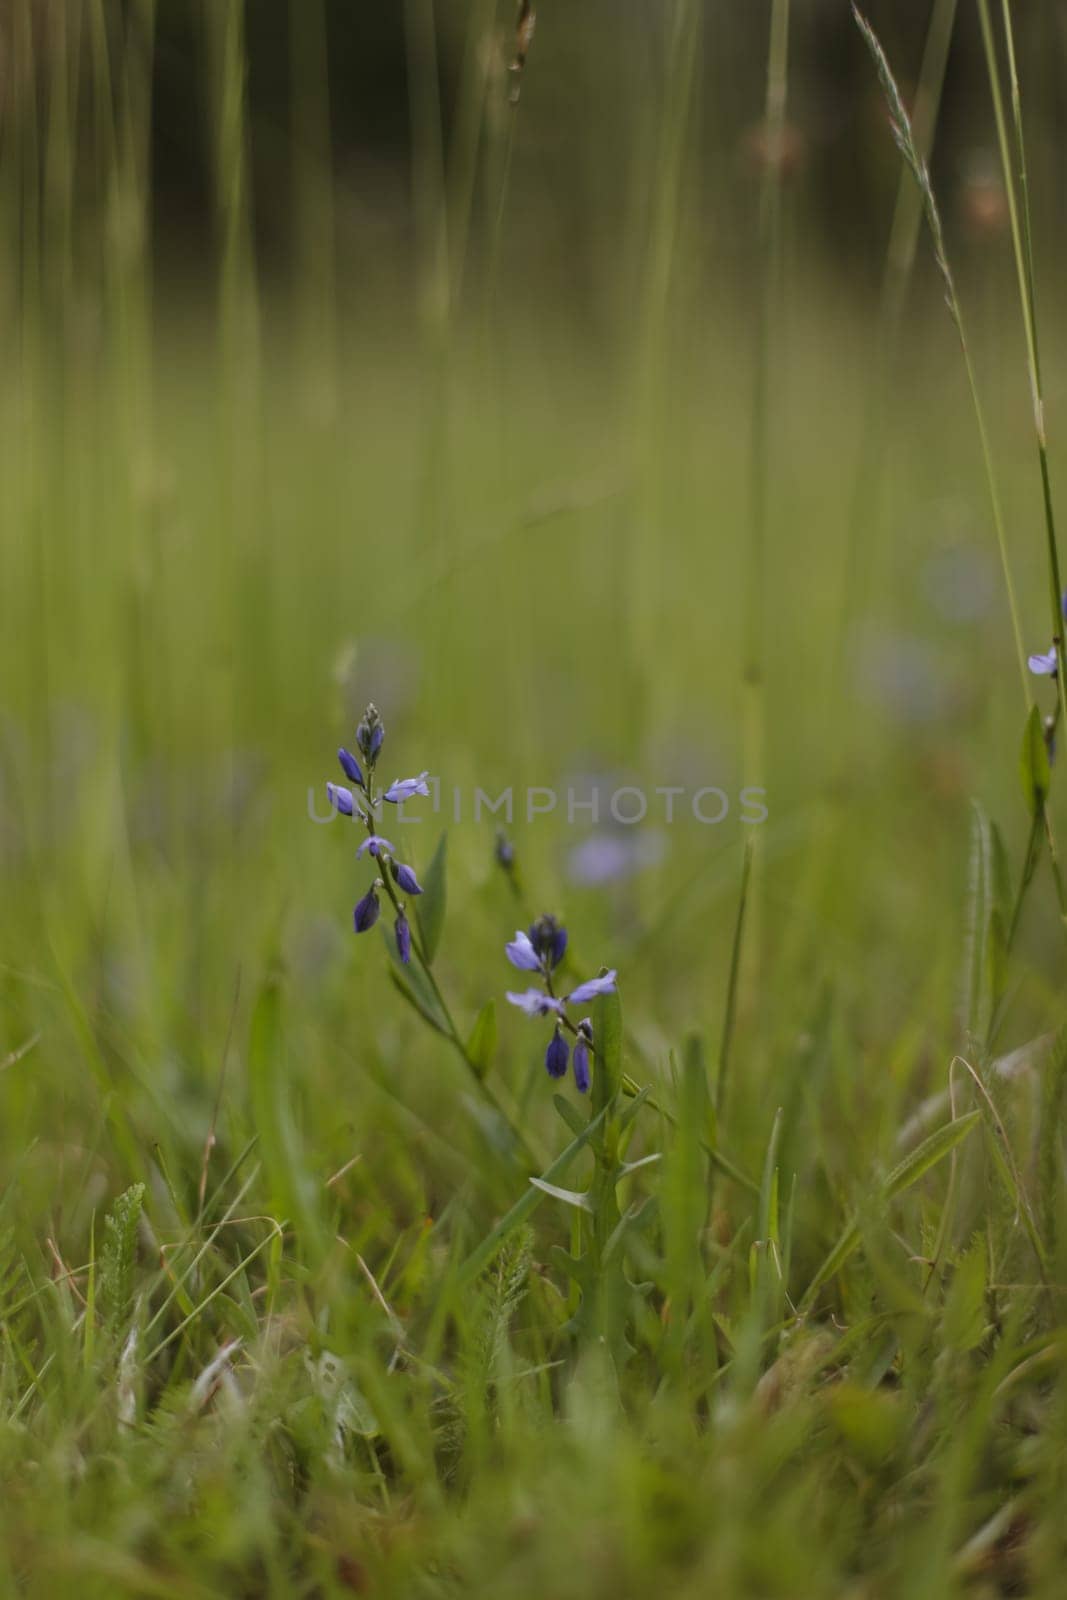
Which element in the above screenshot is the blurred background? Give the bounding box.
[1,0,1066,1212]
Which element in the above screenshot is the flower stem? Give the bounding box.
[361,799,538,1167]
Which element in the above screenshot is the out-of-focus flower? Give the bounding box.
[921,541,995,625]
[528,914,567,970]
[506,931,542,972]
[1029,646,1058,678]
[566,830,666,887]
[854,627,951,726]
[961,158,1009,238]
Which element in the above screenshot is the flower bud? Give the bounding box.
[573,1018,592,1094]
[545,1026,569,1080]
[338,747,364,787]
[327,782,355,816]
[391,860,423,895]
[357,703,385,763]
[353,886,380,933]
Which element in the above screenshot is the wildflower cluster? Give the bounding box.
[324,703,430,963]
[504,913,616,1093]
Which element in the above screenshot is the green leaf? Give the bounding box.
[456,1106,608,1287]
[1020,704,1051,815]
[615,1152,663,1182]
[592,982,623,1111]
[942,1238,988,1353]
[618,1081,651,1133]
[528,1177,594,1213]
[800,1112,981,1311]
[249,972,324,1260]
[826,1382,905,1468]
[553,1093,586,1137]
[387,958,449,1035]
[100,1183,145,1339]
[883,1110,981,1200]
[415,832,448,963]
[961,802,995,1044]
[466,1000,497,1079]
[758,1106,784,1246]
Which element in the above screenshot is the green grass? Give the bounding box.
[2,2,1067,1595]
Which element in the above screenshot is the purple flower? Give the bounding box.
[338,747,364,787]
[505,989,564,1018]
[391,860,423,895]
[528,914,567,970]
[395,912,412,964]
[545,1027,569,1080]
[327,782,356,816]
[566,970,617,1005]
[573,1019,592,1094]
[354,887,380,933]
[384,772,431,804]
[1029,646,1058,677]
[357,834,394,859]
[506,930,542,972]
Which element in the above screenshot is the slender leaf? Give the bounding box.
[415,832,448,962]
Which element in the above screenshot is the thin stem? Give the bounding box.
[741,0,790,986]
[853,4,1030,700]
[830,0,958,714]
[977,0,1066,731]
[357,786,538,1167]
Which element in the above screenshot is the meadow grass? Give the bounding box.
[2,3,1067,1596]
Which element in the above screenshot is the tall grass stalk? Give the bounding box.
[744,0,789,829]
[976,1,1067,735]
[974,0,1067,924]
[738,0,789,1008]
[785,0,960,1001]
[629,0,700,723]
[853,4,1029,704]
[829,0,957,718]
